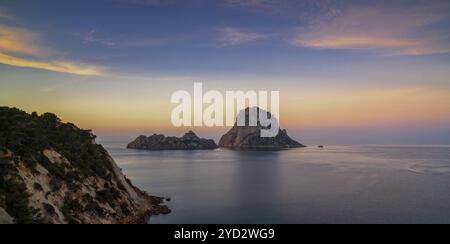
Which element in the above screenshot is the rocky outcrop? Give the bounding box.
[127,131,218,150]
[219,107,306,150]
[0,107,170,224]
[0,207,14,224]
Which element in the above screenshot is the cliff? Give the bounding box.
[219,107,306,150]
[0,206,13,224]
[0,107,169,224]
[127,131,218,150]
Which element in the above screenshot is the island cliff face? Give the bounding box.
[0,107,169,224]
[127,131,218,150]
[219,108,306,150]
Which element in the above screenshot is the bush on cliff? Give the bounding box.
[0,107,114,179]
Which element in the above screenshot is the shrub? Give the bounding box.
[49,178,62,192]
[96,188,121,208]
[0,107,115,181]
[120,202,131,215]
[96,190,114,205]
[62,196,82,224]
[33,183,43,191]
[84,201,106,217]
[42,203,56,216]
[117,181,126,191]
[1,179,45,224]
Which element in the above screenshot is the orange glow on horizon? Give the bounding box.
[281,86,450,129]
[3,85,450,135]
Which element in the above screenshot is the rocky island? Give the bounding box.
[219,107,306,150]
[127,131,218,150]
[0,107,169,224]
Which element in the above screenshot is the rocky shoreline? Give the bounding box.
[120,194,171,224]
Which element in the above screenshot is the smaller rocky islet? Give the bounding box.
[127,131,219,150]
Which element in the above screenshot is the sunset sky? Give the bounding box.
[1,0,450,144]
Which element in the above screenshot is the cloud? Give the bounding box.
[0,25,104,75]
[295,36,421,51]
[291,3,450,55]
[216,27,270,46]
[0,53,104,76]
[0,26,54,56]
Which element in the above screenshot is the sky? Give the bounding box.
[1,0,450,144]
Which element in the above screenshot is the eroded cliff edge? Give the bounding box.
[0,107,169,224]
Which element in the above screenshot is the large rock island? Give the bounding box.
[219,107,306,150]
[127,131,218,150]
[0,107,169,224]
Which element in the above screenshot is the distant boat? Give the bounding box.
[318,145,324,148]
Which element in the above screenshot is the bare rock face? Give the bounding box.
[219,107,306,150]
[127,131,218,150]
[0,207,14,224]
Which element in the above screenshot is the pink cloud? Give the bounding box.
[291,3,450,56]
[0,25,105,75]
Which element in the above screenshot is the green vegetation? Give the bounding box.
[0,176,45,224]
[33,182,43,191]
[83,194,107,217]
[0,107,114,179]
[96,188,121,207]
[62,196,83,224]
[0,106,117,223]
[1,150,45,223]
[42,203,56,216]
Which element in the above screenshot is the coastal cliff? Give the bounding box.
[0,206,13,224]
[219,107,305,150]
[0,107,169,224]
[127,131,218,150]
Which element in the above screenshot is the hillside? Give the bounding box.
[0,107,169,224]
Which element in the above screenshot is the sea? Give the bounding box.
[103,143,450,224]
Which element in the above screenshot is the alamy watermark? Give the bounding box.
[171,83,280,137]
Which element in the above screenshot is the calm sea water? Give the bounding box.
[104,143,450,224]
